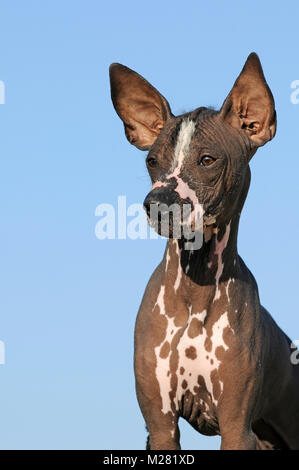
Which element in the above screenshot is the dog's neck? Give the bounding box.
[178,215,239,286]
[166,166,251,288]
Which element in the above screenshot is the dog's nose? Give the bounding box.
[143,187,179,217]
[143,194,160,217]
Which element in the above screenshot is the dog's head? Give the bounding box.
[109,53,276,238]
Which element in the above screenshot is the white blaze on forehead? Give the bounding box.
[172,119,196,172]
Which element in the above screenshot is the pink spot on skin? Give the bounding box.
[175,178,203,225]
[152,180,167,190]
[214,222,231,301]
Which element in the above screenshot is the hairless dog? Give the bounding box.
[109,53,299,449]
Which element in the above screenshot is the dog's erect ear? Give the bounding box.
[109,64,172,150]
[219,53,276,147]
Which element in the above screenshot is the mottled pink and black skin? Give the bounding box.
[109,53,299,450]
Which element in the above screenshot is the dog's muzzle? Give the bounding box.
[144,187,189,237]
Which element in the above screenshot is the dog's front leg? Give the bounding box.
[134,264,182,450]
[220,428,257,450]
[146,415,181,450]
[217,381,261,450]
[134,349,181,450]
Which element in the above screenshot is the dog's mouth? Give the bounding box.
[146,210,178,238]
[146,206,210,239]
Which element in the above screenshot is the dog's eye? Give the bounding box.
[147,157,158,168]
[199,155,216,167]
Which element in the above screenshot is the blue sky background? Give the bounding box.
[0,1,298,450]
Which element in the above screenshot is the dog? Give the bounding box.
[109,53,299,449]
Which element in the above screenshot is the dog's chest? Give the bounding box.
[154,289,234,420]
[176,310,231,405]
